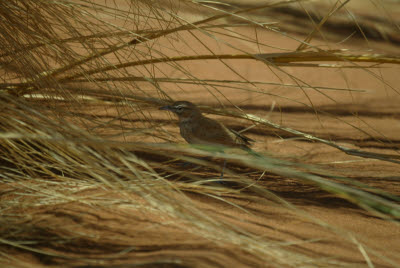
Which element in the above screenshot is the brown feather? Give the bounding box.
[161,101,253,150]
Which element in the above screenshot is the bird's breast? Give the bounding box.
[179,120,195,144]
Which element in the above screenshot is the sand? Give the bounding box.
[1,1,399,267]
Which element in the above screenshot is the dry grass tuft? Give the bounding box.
[1,1,399,267]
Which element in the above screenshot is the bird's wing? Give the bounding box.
[192,117,252,148]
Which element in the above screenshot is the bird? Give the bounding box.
[159,101,255,179]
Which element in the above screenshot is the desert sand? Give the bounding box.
[1,1,399,267]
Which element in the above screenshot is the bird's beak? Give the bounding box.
[159,105,173,111]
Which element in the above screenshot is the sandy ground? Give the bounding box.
[1,1,400,267]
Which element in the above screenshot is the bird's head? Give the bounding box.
[159,101,201,120]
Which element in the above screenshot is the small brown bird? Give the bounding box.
[159,101,254,150]
[160,101,254,179]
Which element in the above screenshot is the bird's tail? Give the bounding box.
[240,145,263,158]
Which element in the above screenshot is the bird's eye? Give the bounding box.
[176,106,183,112]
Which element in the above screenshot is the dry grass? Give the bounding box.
[1,1,399,267]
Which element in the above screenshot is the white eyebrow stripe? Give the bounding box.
[175,104,186,109]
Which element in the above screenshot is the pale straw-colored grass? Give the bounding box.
[1,1,399,267]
